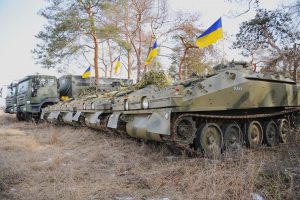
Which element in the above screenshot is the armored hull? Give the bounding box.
[79,93,116,130]
[41,78,130,128]
[107,63,300,156]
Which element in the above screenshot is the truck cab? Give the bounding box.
[4,83,17,114]
[16,75,59,121]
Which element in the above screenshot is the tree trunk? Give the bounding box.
[94,38,99,85]
[293,58,299,81]
[125,0,132,80]
[178,50,187,80]
[127,50,131,79]
[101,43,108,78]
[86,5,99,86]
[137,56,141,82]
[136,13,142,82]
[292,44,299,82]
[107,39,113,78]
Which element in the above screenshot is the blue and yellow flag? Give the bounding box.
[196,18,223,48]
[82,66,91,78]
[145,41,158,65]
[114,56,121,74]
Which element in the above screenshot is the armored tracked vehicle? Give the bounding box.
[107,62,300,156]
[73,80,130,129]
[41,77,132,127]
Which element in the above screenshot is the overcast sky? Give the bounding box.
[0,0,290,105]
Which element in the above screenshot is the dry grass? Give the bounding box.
[0,110,299,200]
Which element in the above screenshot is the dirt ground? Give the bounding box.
[0,110,299,200]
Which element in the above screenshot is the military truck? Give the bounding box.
[58,75,95,100]
[3,82,18,114]
[16,75,59,121]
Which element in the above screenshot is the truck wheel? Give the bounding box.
[24,113,32,121]
[16,111,23,121]
[33,112,42,123]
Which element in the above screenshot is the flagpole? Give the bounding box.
[221,16,225,64]
[154,36,157,71]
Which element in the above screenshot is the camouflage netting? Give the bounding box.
[75,71,171,97]
[100,91,119,98]
[134,70,172,90]
[77,86,97,98]
[77,86,128,99]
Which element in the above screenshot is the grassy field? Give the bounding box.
[0,110,299,200]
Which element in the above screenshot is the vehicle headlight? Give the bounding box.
[124,99,129,110]
[91,102,95,109]
[26,101,30,104]
[83,103,86,109]
[141,97,149,109]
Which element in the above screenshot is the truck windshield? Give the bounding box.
[17,80,29,94]
[6,86,16,97]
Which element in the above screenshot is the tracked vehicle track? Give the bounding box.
[163,108,300,156]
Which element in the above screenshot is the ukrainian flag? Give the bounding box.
[82,66,91,78]
[114,56,121,74]
[145,41,158,65]
[196,17,223,48]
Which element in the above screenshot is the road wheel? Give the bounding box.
[223,123,243,152]
[246,121,263,148]
[264,120,278,146]
[196,123,223,158]
[278,119,290,143]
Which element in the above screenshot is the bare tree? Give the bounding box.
[166,13,218,80]
[127,0,168,81]
[233,9,300,80]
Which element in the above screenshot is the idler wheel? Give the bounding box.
[223,123,243,152]
[263,120,278,146]
[174,117,197,145]
[278,119,290,143]
[246,121,263,148]
[196,123,223,158]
